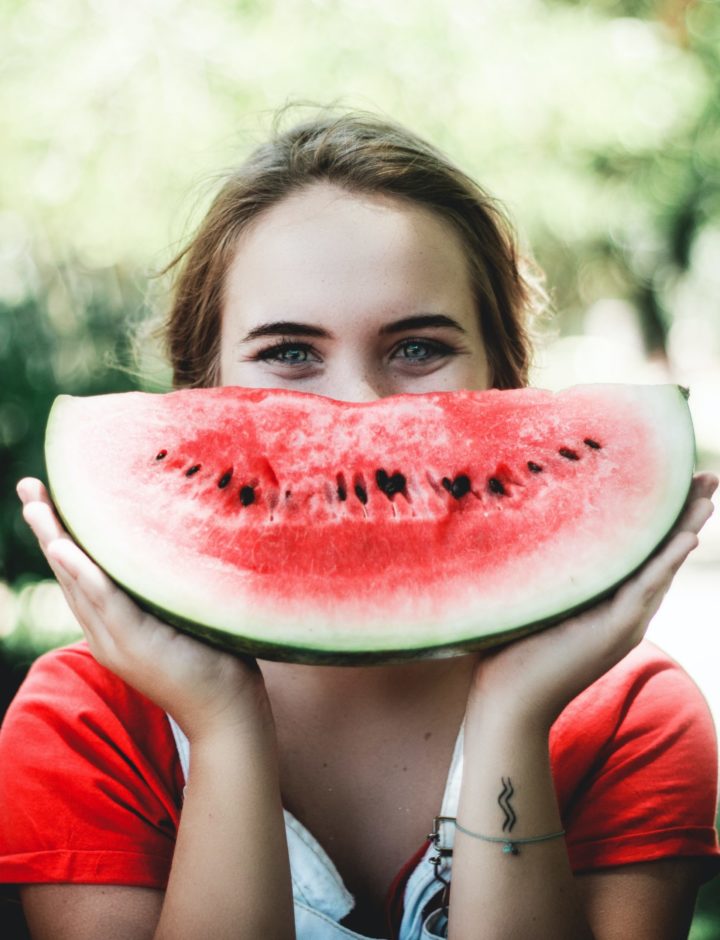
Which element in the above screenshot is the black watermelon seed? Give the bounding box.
[336,473,347,501]
[185,464,201,477]
[445,474,471,499]
[559,448,579,461]
[155,450,167,460]
[375,468,406,499]
[218,469,233,489]
[441,477,453,493]
[354,482,368,505]
[239,485,255,506]
[584,438,601,449]
[527,461,543,474]
[488,477,506,495]
[452,475,471,499]
[390,474,406,495]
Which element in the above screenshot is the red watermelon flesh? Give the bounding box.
[44,384,694,663]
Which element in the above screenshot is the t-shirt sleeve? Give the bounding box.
[551,640,720,875]
[0,642,183,887]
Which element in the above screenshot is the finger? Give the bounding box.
[666,473,716,538]
[22,501,72,552]
[21,483,143,627]
[613,529,698,620]
[48,538,147,636]
[50,559,92,628]
[21,504,105,640]
[675,495,715,538]
[17,478,52,506]
[46,541,127,654]
[646,528,698,589]
[18,479,75,547]
[692,472,719,500]
[675,476,716,522]
[34,549,104,651]
[56,572,115,651]
[48,538,118,612]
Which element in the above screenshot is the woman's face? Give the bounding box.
[220,182,490,400]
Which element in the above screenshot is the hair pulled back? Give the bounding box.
[162,109,543,389]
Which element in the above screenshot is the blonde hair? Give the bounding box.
[161,109,545,389]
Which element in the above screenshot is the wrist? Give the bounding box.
[179,672,276,746]
[457,711,562,858]
[465,681,555,740]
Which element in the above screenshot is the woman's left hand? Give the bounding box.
[469,471,718,729]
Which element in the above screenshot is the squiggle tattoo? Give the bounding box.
[498,777,516,832]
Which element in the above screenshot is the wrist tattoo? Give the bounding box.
[498,777,516,832]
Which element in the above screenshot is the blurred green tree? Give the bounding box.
[0,263,142,581]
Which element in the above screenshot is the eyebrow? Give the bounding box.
[240,321,330,343]
[380,314,467,336]
[238,314,467,344]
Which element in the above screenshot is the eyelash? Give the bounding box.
[254,337,459,366]
[255,338,319,365]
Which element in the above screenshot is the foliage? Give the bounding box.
[0,265,142,581]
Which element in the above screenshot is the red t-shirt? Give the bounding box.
[0,639,718,895]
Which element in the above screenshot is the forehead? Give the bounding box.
[222,183,475,323]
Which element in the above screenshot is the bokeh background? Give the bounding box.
[1,0,719,935]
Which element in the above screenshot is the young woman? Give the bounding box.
[2,111,718,940]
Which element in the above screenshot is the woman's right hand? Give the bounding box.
[17,477,271,742]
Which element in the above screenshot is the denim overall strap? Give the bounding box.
[397,724,464,940]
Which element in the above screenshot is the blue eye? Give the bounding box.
[394,339,455,363]
[276,346,309,363]
[401,341,432,360]
[258,342,318,365]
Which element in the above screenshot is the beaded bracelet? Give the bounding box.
[454,820,566,856]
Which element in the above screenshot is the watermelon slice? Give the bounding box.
[44,385,694,664]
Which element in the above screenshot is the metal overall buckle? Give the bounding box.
[426,815,455,921]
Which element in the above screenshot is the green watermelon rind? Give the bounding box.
[44,383,696,665]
